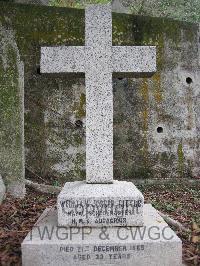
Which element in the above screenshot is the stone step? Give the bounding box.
[22,204,182,266]
[57,180,144,227]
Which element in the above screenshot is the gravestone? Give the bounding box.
[22,4,182,266]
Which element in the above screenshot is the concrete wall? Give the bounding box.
[0,2,199,186]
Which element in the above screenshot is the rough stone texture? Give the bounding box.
[41,46,85,73]
[41,5,156,184]
[0,26,25,198]
[57,180,144,227]
[0,3,199,182]
[112,46,156,74]
[0,175,6,204]
[22,204,182,266]
[85,5,113,183]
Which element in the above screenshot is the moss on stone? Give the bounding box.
[0,27,25,196]
[177,142,184,177]
[73,92,86,119]
[152,73,162,104]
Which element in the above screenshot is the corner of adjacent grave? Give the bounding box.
[0,27,25,199]
[0,174,6,204]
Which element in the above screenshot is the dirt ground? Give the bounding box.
[0,182,199,265]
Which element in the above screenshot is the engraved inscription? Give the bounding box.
[59,244,145,263]
[60,199,143,225]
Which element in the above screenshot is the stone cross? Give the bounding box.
[40,4,156,184]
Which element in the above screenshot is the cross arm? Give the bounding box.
[112,46,156,75]
[40,46,85,73]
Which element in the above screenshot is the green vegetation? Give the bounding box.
[127,0,200,23]
[50,0,200,23]
[50,0,110,8]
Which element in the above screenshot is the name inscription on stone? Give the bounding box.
[59,244,145,263]
[60,198,143,225]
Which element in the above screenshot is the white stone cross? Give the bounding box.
[40,4,156,184]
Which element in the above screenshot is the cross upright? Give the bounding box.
[41,4,156,184]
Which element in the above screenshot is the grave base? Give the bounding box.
[22,204,182,266]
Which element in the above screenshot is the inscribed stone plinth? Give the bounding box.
[57,181,144,227]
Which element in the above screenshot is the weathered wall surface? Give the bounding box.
[0,3,199,185]
[0,26,25,197]
[15,0,49,5]
[112,14,200,179]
